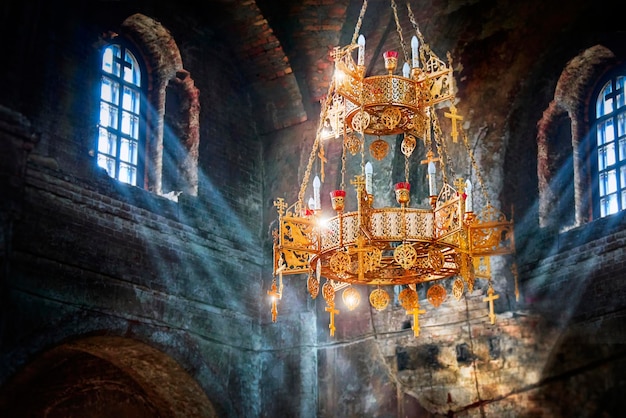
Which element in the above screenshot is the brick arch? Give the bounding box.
[119,13,199,196]
[0,335,217,417]
[537,45,617,229]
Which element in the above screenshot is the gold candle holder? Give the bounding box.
[394,182,410,205]
[383,50,398,74]
[330,190,346,212]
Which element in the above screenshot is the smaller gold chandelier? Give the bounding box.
[269,0,516,337]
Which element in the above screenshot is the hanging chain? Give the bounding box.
[390,0,409,66]
[404,144,410,183]
[351,0,369,45]
[406,2,430,66]
[340,108,347,191]
[431,112,453,185]
[461,127,492,207]
[298,80,336,211]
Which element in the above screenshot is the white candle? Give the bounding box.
[313,175,321,210]
[465,179,473,212]
[428,161,436,196]
[402,62,410,78]
[308,197,316,211]
[358,34,366,66]
[411,36,419,68]
[365,161,373,194]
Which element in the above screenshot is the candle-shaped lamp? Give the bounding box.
[313,175,321,210]
[428,161,436,196]
[357,34,366,66]
[411,36,419,68]
[365,161,373,195]
[402,62,410,78]
[465,179,473,212]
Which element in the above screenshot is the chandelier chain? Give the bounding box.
[352,0,369,45]
[406,2,429,65]
[404,150,409,183]
[341,110,347,190]
[391,0,410,66]
[298,79,335,211]
[461,127,492,207]
[431,112,452,185]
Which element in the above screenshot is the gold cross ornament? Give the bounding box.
[483,283,499,325]
[325,303,340,336]
[406,302,426,337]
[444,104,463,143]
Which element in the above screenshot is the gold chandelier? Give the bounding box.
[269,0,516,337]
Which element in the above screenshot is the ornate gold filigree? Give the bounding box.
[322,280,336,304]
[428,248,444,271]
[330,250,351,274]
[452,278,464,300]
[369,137,389,160]
[399,287,419,310]
[345,133,362,156]
[427,284,446,307]
[394,243,418,269]
[369,287,390,311]
[308,273,320,299]
[401,134,417,157]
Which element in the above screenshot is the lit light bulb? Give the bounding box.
[402,62,410,78]
[365,161,373,195]
[465,179,473,212]
[428,161,436,196]
[342,287,361,311]
[357,34,366,66]
[313,175,321,210]
[411,35,419,68]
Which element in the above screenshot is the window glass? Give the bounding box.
[96,43,142,186]
[594,68,626,218]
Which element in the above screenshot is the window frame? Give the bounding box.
[590,64,626,219]
[96,39,147,188]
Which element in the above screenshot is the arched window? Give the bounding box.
[94,15,199,198]
[592,67,626,218]
[97,42,145,187]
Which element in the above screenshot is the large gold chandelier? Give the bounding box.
[269,0,516,337]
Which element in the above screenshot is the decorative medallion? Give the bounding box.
[351,110,371,132]
[381,106,402,130]
[399,287,419,310]
[394,243,418,269]
[401,134,417,157]
[329,251,351,274]
[428,248,445,271]
[345,133,363,156]
[452,278,465,301]
[322,281,335,304]
[307,273,320,299]
[427,284,447,308]
[369,288,390,311]
[342,287,361,311]
[370,137,389,160]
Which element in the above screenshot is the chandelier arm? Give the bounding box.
[390,0,410,67]
[297,80,336,211]
[351,0,369,45]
